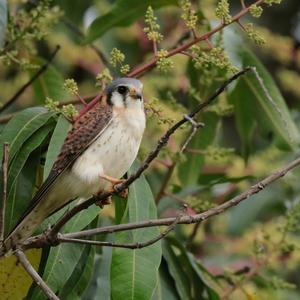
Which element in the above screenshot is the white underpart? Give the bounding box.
[71,102,145,196]
[4,98,145,249]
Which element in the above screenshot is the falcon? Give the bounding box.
[1,77,145,254]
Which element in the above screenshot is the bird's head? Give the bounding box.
[105,77,143,109]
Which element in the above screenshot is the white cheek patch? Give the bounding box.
[111,92,124,108]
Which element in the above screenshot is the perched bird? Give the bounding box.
[1,77,145,254]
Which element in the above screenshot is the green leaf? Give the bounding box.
[228,78,256,159]
[86,0,178,43]
[31,205,100,300]
[31,243,85,300]
[7,124,53,193]
[59,244,95,300]
[31,60,67,103]
[111,161,162,300]
[0,0,7,47]
[224,28,300,150]
[43,115,70,178]
[5,124,54,233]
[54,0,92,25]
[163,237,220,300]
[178,112,219,186]
[152,261,180,300]
[0,107,55,164]
[82,227,114,300]
[4,151,40,235]
[162,240,191,299]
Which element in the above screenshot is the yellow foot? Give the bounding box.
[99,174,125,185]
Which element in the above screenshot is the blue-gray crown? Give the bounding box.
[105,77,142,94]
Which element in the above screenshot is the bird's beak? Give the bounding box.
[129,88,142,100]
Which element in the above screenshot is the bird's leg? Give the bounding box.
[99,174,128,198]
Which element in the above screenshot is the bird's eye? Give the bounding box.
[117,86,127,94]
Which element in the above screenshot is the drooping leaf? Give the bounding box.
[54,0,93,25]
[162,240,191,299]
[86,0,178,43]
[224,27,300,151]
[7,124,53,194]
[5,124,54,233]
[4,151,40,236]
[31,60,67,103]
[31,204,100,300]
[0,107,55,164]
[228,78,256,159]
[0,0,7,47]
[152,260,180,300]
[82,225,114,300]
[111,161,162,300]
[31,243,85,300]
[163,237,220,300]
[43,115,70,178]
[59,244,95,300]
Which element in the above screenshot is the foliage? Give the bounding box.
[0,0,300,300]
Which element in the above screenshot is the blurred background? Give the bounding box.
[2,0,300,299]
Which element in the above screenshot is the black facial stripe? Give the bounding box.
[122,93,127,108]
[107,91,113,106]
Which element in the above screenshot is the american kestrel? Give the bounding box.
[2,78,145,254]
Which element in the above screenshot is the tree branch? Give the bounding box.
[0,45,60,113]
[15,250,59,300]
[57,210,183,249]
[59,154,300,241]
[0,143,9,242]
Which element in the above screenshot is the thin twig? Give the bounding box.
[0,143,9,242]
[155,163,176,204]
[186,222,201,248]
[15,250,59,300]
[57,210,183,249]
[221,264,260,299]
[180,51,196,59]
[181,115,204,153]
[240,0,247,9]
[44,68,252,238]
[0,45,61,113]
